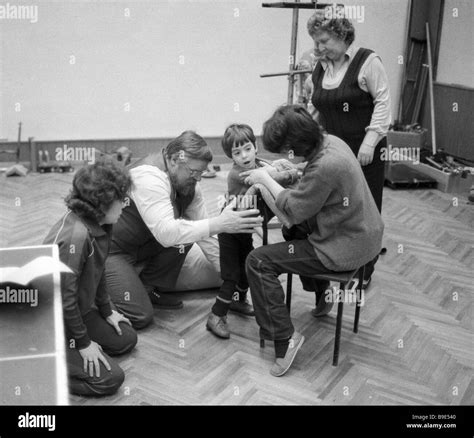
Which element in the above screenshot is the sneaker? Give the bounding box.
[206,313,230,339]
[270,331,305,377]
[311,293,334,317]
[229,299,255,317]
[148,290,183,309]
[468,185,474,203]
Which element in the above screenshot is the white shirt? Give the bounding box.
[129,164,220,272]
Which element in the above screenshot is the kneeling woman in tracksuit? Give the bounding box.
[44,159,137,397]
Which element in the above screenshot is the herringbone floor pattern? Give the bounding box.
[0,168,472,405]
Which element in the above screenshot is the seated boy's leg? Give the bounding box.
[226,233,255,316]
[105,253,153,330]
[237,233,254,294]
[82,309,137,356]
[66,347,124,397]
[207,233,243,338]
[212,233,241,317]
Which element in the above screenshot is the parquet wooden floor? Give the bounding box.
[0,166,472,405]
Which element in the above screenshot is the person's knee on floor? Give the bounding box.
[102,322,138,356]
[70,358,125,397]
[129,308,154,330]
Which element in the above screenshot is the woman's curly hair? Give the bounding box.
[307,9,355,46]
[65,158,132,222]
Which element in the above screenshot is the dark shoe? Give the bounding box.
[206,313,230,339]
[148,290,183,309]
[270,331,305,377]
[311,298,334,317]
[201,169,217,178]
[229,299,255,317]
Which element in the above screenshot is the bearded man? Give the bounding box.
[104,131,263,329]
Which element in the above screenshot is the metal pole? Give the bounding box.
[425,22,437,155]
[397,0,412,123]
[17,121,22,162]
[287,0,300,104]
[260,69,312,78]
[29,137,37,172]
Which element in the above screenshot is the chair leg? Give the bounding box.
[262,220,268,246]
[353,266,365,333]
[262,202,269,246]
[333,283,344,366]
[286,273,293,312]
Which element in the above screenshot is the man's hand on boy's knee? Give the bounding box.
[211,201,262,234]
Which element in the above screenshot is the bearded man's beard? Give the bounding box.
[169,172,196,197]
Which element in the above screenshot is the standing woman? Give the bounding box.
[307,9,391,288]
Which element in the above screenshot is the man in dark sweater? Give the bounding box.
[242,105,384,377]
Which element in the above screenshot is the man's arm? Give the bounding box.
[185,184,220,272]
[130,166,263,246]
[131,168,211,247]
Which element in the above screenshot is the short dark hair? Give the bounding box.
[262,105,325,158]
[221,123,257,158]
[164,130,212,162]
[65,158,131,222]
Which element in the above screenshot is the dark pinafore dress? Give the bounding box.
[311,48,386,213]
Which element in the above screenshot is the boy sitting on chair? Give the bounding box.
[44,159,137,396]
[206,124,300,339]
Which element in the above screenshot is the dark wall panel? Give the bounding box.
[421,82,474,160]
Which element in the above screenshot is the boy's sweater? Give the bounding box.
[275,134,384,271]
